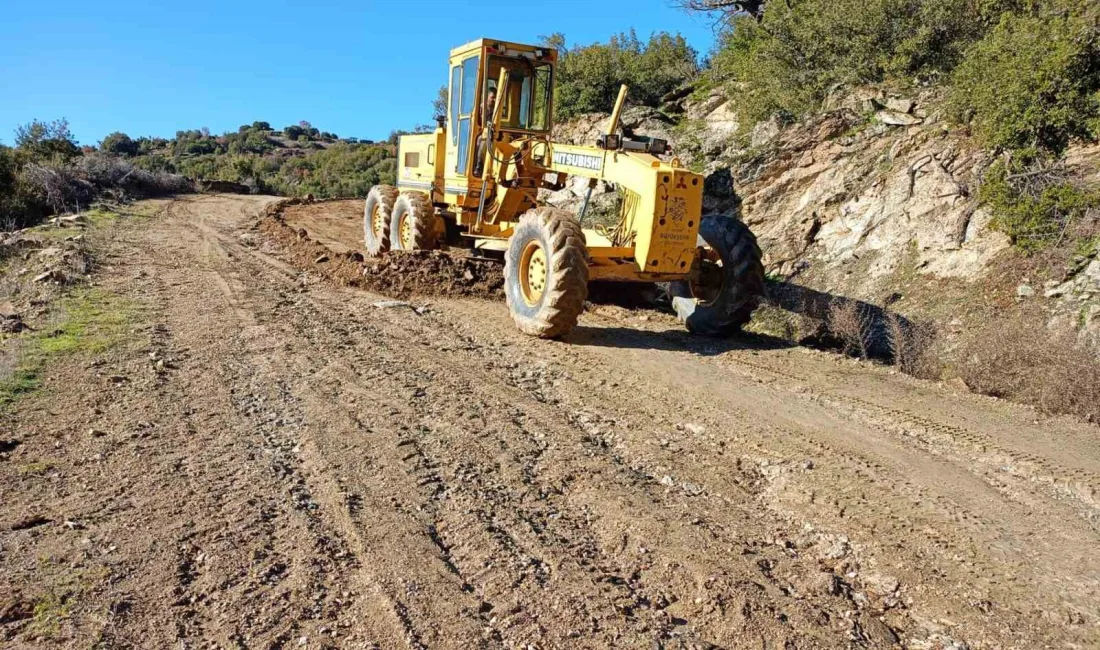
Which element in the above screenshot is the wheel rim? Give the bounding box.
[689,257,724,305]
[371,204,386,240]
[519,241,548,306]
[399,213,414,250]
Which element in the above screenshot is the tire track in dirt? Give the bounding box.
[198,213,890,646]
[171,196,481,648]
[707,351,1100,542]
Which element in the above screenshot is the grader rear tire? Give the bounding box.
[669,215,765,336]
[363,185,398,257]
[390,191,442,251]
[504,207,589,339]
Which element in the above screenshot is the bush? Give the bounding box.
[979,155,1100,251]
[273,143,396,198]
[14,119,80,162]
[17,155,191,215]
[0,146,42,229]
[949,9,1100,155]
[546,30,698,119]
[100,132,139,157]
[957,316,1100,422]
[707,0,1025,129]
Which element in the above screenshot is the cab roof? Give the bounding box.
[449,38,548,58]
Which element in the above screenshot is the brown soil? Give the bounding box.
[2,194,1099,649]
[269,199,503,299]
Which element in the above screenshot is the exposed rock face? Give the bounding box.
[552,106,675,148]
[682,99,1011,283]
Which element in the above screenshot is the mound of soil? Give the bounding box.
[257,210,503,300]
[361,250,503,299]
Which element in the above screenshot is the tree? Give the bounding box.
[14,118,80,161]
[283,124,305,139]
[548,30,698,119]
[432,85,448,121]
[252,121,271,131]
[101,131,140,157]
[672,0,767,20]
[949,9,1100,155]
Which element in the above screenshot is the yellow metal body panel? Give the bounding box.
[395,130,445,199]
[392,37,705,284]
[545,143,703,275]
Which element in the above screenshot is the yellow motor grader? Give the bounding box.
[364,38,764,338]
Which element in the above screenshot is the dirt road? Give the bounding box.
[2,195,1098,649]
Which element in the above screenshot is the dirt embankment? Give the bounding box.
[1,194,1099,649]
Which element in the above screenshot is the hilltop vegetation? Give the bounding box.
[133,121,397,198]
[0,120,397,229]
[542,30,699,119]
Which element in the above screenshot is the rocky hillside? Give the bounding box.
[552,90,1100,419]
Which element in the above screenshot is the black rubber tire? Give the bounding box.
[669,215,765,336]
[363,185,398,257]
[504,207,590,338]
[390,191,442,251]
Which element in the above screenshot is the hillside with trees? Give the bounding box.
[0,120,397,229]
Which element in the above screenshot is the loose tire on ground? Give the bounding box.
[668,215,765,336]
[363,185,398,257]
[390,191,442,251]
[504,207,590,339]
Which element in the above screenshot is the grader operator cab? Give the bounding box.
[364,38,764,338]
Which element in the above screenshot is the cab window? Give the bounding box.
[454,55,480,175]
[487,56,552,132]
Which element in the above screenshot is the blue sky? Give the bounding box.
[0,1,720,146]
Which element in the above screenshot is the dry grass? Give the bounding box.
[827,298,874,359]
[955,318,1100,422]
[886,313,940,379]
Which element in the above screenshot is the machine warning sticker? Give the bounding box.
[553,151,603,172]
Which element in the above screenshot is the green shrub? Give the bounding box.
[979,155,1100,251]
[949,9,1100,155]
[545,30,698,119]
[100,132,139,157]
[14,119,80,162]
[0,145,37,227]
[273,143,396,198]
[707,0,1022,129]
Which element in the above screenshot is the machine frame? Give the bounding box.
[393,38,705,282]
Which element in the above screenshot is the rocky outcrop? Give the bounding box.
[678,92,1011,284]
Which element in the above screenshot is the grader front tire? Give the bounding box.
[504,207,589,339]
[363,185,398,257]
[390,192,442,251]
[669,215,765,336]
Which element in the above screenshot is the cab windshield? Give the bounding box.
[486,55,552,132]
